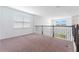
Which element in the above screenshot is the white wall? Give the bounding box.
[0,7,3,38]
[0,7,35,39]
[34,17,52,26]
[72,15,79,25]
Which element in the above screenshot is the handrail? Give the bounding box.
[35,25,73,27]
[35,25,75,41]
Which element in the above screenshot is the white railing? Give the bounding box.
[34,25,74,41]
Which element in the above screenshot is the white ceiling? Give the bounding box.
[10,6,79,18]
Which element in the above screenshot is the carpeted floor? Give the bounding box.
[0,33,75,52]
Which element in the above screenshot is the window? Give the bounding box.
[53,18,67,39]
[14,15,32,28]
[54,18,66,26]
